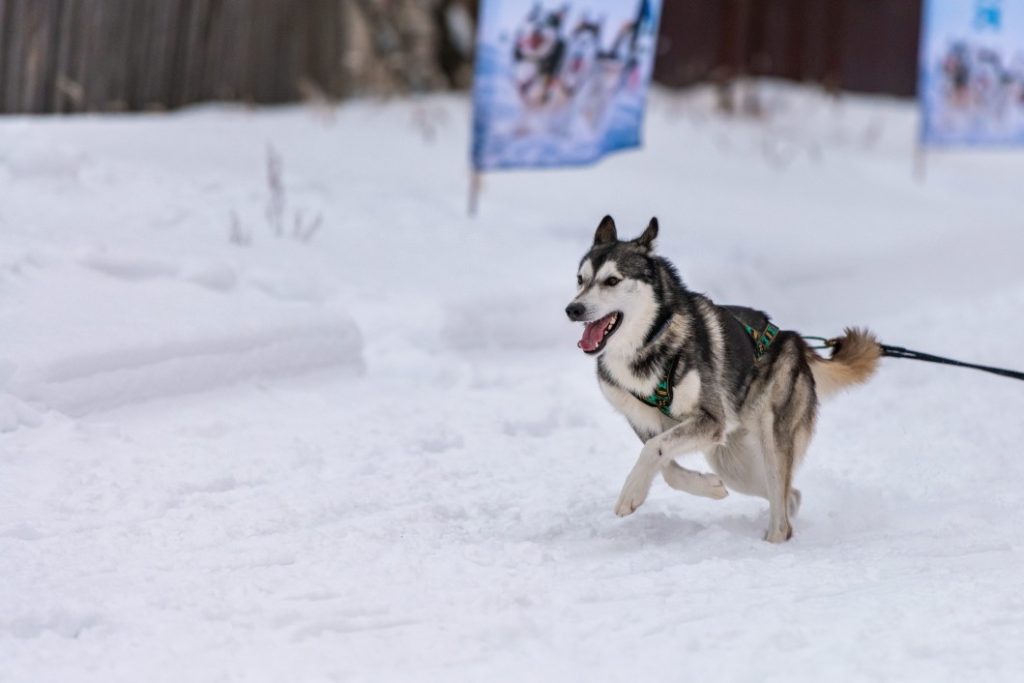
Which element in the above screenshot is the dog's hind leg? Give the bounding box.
[788,488,802,518]
[758,413,793,543]
[706,430,802,517]
[615,407,726,517]
[661,461,729,499]
[757,408,814,543]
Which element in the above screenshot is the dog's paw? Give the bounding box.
[703,474,729,499]
[763,524,793,544]
[614,494,644,517]
[614,475,651,517]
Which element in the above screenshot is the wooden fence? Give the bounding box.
[0,0,475,114]
[0,0,359,113]
[0,0,923,115]
[654,0,922,97]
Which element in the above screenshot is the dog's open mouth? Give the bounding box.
[578,312,621,354]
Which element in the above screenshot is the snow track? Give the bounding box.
[11,317,361,416]
[1,247,362,417]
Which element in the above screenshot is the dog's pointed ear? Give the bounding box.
[635,217,658,251]
[593,215,617,246]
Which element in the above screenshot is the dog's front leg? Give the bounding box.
[614,409,726,517]
[662,461,728,500]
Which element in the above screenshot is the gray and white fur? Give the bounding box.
[566,216,880,542]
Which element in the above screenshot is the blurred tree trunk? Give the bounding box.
[333,0,479,96]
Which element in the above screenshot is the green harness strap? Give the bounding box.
[740,319,780,360]
[634,316,781,416]
[639,355,680,416]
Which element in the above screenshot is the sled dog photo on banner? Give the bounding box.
[920,0,1024,146]
[471,0,662,171]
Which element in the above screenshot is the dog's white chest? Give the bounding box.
[598,359,703,439]
[599,379,671,438]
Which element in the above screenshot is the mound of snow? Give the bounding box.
[1,247,362,417]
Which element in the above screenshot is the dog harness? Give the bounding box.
[637,354,682,416]
[738,319,780,360]
[633,315,781,416]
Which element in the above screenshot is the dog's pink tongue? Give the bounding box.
[578,314,615,352]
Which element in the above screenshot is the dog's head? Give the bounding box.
[566,215,661,356]
[515,4,567,61]
[564,19,602,78]
[569,17,602,47]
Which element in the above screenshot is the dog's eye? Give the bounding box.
[604,276,621,287]
[576,275,583,286]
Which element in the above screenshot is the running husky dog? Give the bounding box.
[565,216,880,542]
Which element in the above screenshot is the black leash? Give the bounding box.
[876,343,1024,381]
[803,336,1024,382]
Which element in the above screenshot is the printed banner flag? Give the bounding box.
[471,0,662,171]
[920,0,1024,146]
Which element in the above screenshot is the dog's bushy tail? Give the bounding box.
[808,327,881,400]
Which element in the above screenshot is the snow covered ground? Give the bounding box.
[2,85,1024,682]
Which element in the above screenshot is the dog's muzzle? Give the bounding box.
[565,302,586,321]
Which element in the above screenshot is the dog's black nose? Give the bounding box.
[565,303,586,321]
